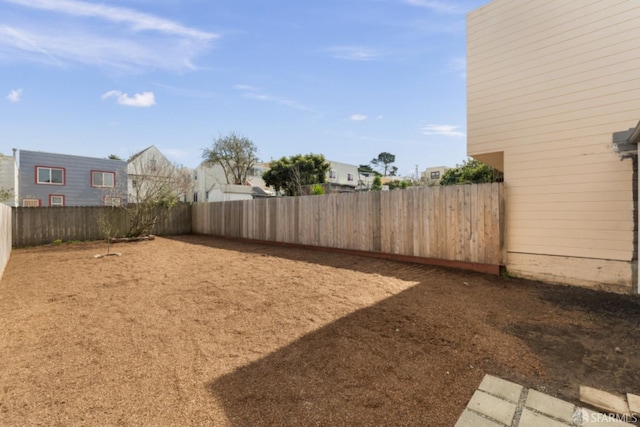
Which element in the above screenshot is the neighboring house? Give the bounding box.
[128,146,192,204]
[18,150,127,207]
[192,161,273,203]
[467,1,639,294]
[326,161,362,193]
[421,166,450,186]
[0,149,19,207]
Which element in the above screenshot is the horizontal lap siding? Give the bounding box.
[467,0,638,264]
[192,184,504,266]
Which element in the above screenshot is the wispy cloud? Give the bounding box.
[234,84,311,112]
[6,88,22,102]
[0,0,218,71]
[102,90,156,107]
[350,114,367,121]
[401,0,466,14]
[421,124,466,137]
[327,46,381,61]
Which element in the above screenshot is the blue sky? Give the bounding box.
[1,0,488,177]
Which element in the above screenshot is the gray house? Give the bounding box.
[19,150,127,207]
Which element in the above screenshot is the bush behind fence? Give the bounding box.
[12,204,192,247]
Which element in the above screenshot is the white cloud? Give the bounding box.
[234,84,311,112]
[350,114,367,121]
[327,46,381,61]
[421,124,466,137]
[0,0,218,72]
[401,0,465,14]
[102,90,156,107]
[376,115,384,120]
[6,88,22,102]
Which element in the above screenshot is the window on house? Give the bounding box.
[104,196,121,207]
[329,170,337,179]
[347,173,354,181]
[50,195,64,207]
[430,171,440,179]
[37,167,64,185]
[22,198,40,207]
[92,171,115,188]
[193,192,198,202]
[194,170,198,180]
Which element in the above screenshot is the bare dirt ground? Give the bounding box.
[0,235,638,426]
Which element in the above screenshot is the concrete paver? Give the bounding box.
[518,408,571,427]
[454,409,505,427]
[525,389,576,424]
[457,375,640,427]
[467,390,517,426]
[627,393,640,416]
[479,374,523,403]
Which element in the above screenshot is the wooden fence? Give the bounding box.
[193,183,505,271]
[0,204,11,280]
[12,204,192,247]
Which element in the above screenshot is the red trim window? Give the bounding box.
[36,166,65,185]
[49,195,65,207]
[91,170,116,188]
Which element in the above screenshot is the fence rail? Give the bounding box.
[193,183,505,267]
[11,204,192,247]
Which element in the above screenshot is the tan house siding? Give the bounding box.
[467,0,639,292]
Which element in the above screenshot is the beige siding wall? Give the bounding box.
[467,0,639,291]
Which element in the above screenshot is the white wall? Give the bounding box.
[0,203,11,281]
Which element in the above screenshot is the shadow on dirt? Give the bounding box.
[164,235,640,425]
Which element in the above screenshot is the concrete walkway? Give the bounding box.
[456,375,637,427]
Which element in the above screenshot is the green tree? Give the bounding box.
[202,133,259,185]
[262,154,331,196]
[107,154,123,160]
[371,152,396,176]
[371,175,382,191]
[440,158,494,185]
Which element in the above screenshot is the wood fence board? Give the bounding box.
[14,183,505,269]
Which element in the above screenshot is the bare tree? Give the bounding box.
[202,133,259,185]
[104,152,194,237]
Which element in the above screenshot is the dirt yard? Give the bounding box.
[0,235,638,426]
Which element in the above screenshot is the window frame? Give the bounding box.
[91,170,116,188]
[430,171,441,180]
[347,173,355,182]
[36,166,65,185]
[49,194,65,207]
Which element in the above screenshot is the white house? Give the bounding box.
[128,146,192,204]
[193,161,274,203]
[0,149,18,207]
